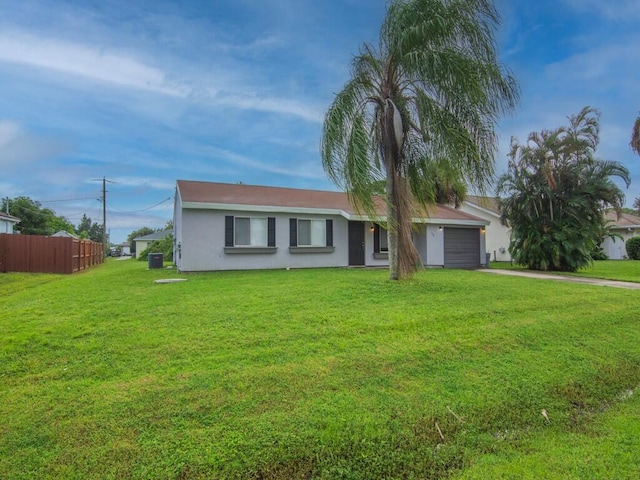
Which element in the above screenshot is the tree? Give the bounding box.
[626,237,640,260]
[498,106,630,272]
[321,0,518,279]
[127,227,155,255]
[631,113,640,156]
[137,234,174,262]
[1,196,73,236]
[75,214,103,243]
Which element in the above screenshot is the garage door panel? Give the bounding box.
[444,227,480,268]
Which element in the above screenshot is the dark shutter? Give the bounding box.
[267,217,276,247]
[225,216,234,247]
[326,219,333,247]
[373,224,380,253]
[289,218,297,247]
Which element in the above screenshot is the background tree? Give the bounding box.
[127,226,155,255]
[1,196,74,235]
[631,113,640,156]
[321,0,518,279]
[75,214,103,243]
[498,106,630,271]
[137,234,174,263]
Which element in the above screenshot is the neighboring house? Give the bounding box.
[133,230,172,258]
[460,196,512,262]
[0,211,20,234]
[119,243,131,256]
[173,180,490,272]
[602,211,640,260]
[52,230,79,239]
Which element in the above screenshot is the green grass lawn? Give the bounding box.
[1,259,639,479]
[491,259,640,283]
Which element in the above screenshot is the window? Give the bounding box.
[235,217,267,246]
[289,218,333,250]
[225,216,275,248]
[297,219,326,246]
[374,224,388,253]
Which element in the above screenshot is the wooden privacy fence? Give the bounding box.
[0,234,104,274]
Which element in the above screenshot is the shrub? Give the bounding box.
[137,234,174,262]
[625,236,640,260]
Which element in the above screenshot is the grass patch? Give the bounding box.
[1,260,639,478]
[491,259,640,283]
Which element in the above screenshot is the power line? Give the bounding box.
[108,196,173,214]
[39,196,99,204]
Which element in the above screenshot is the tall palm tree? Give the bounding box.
[631,113,640,156]
[321,0,519,280]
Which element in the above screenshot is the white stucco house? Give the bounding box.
[0,211,20,234]
[602,210,640,260]
[173,180,490,272]
[459,196,512,262]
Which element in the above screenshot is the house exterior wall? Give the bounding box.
[174,188,183,265]
[459,203,511,262]
[178,208,349,272]
[134,240,150,257]
[602,229,640,259]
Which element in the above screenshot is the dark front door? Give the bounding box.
[348,221,365,266]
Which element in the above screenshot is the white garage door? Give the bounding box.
[444,227,480,268]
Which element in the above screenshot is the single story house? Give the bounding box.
[173,180,490,272]
[0,211,20,234]
[133,229,172,258]
[602,211,640,260]
[459,196,512,262]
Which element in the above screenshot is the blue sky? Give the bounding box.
[1,0,639,244]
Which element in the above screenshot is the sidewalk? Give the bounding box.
[478,269,640,290]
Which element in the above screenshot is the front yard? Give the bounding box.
[1,260,639,479]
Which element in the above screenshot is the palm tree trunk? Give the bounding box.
[386,162,399,280]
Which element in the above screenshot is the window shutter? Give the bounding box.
[326,219,333,247]
[373,224,379,253]
[289,218,297,247]
[225,216,234,247]
[267,217,276,247]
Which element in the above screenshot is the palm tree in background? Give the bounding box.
[321,0,519,279]
[631,113,640,156]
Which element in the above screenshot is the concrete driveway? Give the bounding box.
[478,269,640,290]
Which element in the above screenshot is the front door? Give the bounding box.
[348,221,365,266]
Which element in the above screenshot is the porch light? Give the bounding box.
[438,226,443,231]
[370,226,375,233]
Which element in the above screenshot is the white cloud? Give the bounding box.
[109,176,176,192]
[0,120,70,168]
[562,0,640,21]
[0,31,186,97]
[206,146,325,180]
[214,92,323,124]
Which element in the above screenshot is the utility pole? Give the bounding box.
[102,177,107,250]
[93,177,113,255]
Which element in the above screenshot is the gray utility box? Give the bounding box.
[148,253,163,269]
